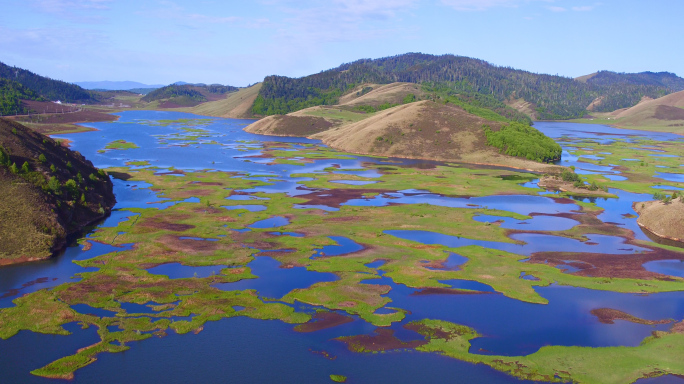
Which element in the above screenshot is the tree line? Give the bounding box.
[251,53,683,119]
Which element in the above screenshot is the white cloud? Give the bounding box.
[27,0,113,22]
[572,4,600,11]
[546,6,567,12]
[440,0,545,11]
[268,0,417,45]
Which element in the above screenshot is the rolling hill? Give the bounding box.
[141,83,239,108]
[245,90,561,172]
[583,90,684,133]
[249,53,684,120]
[75,81,166,91]
[181,83,263,119]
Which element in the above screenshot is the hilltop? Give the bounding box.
[75,81,166,91]
[248,53,684,121]
[0,118,115,264]
[141,83,239,108]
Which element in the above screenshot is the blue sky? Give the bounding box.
[1,0,682,86]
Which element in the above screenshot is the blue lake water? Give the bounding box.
[2,114,684,383]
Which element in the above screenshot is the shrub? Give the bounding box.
[403,93,416,103]
[21,161,30,173]
[561,169,581,182]
[483,122,562,163]
[50,164,57,173]
[64,179,78,196]
[38,154,47,163]
[48,176,60,193]
[589,181,599,191]
[8,162,18,174]
[89,173,99,182]
[0,147,9,166]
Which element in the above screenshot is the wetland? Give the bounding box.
[2,111,684,383]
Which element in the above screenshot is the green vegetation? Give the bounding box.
[0,78,43,116]
[0,119,114,261]
[105,140,139,150]
[330,374,348,382]
[483,122,562,162]
[0,61,94,103]
[251,53,684,120]
[142,84,207,103]
[3,124,684,381]
[405,319,684,384]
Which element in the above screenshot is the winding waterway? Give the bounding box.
[2,112,684,383]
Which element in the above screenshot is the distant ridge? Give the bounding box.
[251,53,684,120]
[75,81,166,91]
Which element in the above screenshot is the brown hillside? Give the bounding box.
[338,84,381,105]
[597,90,684,133]
[0,119,115,264]
[184,83,263,118]
[311,101,559,172]
[339,83,424,107]
[244,114,334,137]
[634,198,684,244]
[575,73,598,83]
[505,97,537,120]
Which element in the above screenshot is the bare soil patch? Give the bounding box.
[591,308,671,325]
[299,189,392,208]
[294,312,354,333]
[654,105,684,120]
[538,176,613,197]
[139,215,195,232]
[529,246,684,280]
[246,115,334,137]
[411,287,489,296]
[336,328,427,352]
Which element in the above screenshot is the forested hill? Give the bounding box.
[0,62,94,104]
[253,53,684,119]
[0,79,43,115]
[141,83,239,103]
[584,71,684,90]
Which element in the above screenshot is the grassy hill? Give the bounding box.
[575,90,684,133]
[180,83,263,118]
[0,119,115,264]
[249,53,684,120]
[245,89,561,172]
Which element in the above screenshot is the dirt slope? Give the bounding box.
[0,119,115,264]
[339,83,424,107]
[634,198,684,243]
[243,114,333,137]
[181,83,262,118]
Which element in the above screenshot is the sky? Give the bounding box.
[1,0,682,87]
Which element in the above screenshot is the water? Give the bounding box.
[3,114,684,383]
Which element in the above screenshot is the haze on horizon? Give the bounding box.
[1,0,682,87]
